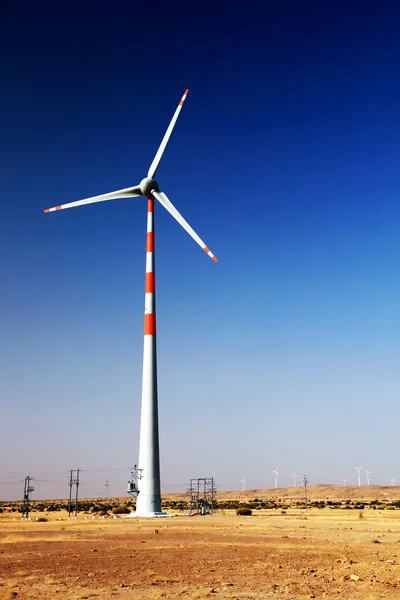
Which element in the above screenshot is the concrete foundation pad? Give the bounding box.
[123,511,170,518]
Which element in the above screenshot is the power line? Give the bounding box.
[0,467,132,477]
[0,480,25,486]
[0,470,70,476]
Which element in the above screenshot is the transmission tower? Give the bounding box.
[22,476,35,518]
[302,474,310,514]
[105,480,109,514]
[67,469,80,518]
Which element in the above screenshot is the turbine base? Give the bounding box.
[124,511,168,518]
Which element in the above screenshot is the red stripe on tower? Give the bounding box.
[146,232,154,253]
[144,313,156,336]
[146,272,155,293]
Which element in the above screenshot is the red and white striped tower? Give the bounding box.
[135,197,164,516]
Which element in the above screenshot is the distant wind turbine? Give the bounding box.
[342,479,348,486]
[391,477,396,487]
[272,468,279,489]
[365,470,372,486]
[240,477,246,491]
[293,473,297,488]
[355,466,363,487]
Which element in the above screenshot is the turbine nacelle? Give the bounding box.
[140,177,159,198]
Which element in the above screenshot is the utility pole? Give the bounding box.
[68,470,74,518]
[74,469,80,518]
[22,476,35,518]
[302,475,309,515]
[105,480,109,514]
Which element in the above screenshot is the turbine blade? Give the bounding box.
[43,185,142,213]
[147,89,189,179]
[152,189,217,262]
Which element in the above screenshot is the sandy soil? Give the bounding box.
[1,508,400,599]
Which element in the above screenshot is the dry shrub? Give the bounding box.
[236,507,252,516]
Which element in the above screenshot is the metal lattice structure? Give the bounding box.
[22,476,35,518]
[188,478,216,515]
[127,465,143,497]
[68,469,80,518]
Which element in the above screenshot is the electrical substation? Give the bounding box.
[187,478,216,515]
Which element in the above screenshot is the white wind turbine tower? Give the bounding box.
[391,477,396,487]
[342,479,348,486]
[240,477,246,491]
[365,470,372,486]
[355,466,363,487]
[272,468,279,489]
[43,90,217,517]
[293,473,297,488]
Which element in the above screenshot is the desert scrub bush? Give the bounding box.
[112,505,131,515]
[236,507,252,516]
[372,538,380,543]
[37,517,48,522]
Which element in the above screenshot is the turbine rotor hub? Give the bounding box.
[140,177,159,198]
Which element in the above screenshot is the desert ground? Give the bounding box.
[2,487,400,599]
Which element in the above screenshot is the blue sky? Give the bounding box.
[2,1,400,499]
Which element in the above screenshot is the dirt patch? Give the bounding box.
[1,510,400,599]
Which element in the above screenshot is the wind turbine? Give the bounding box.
[43,90,217,517]
[365,470,372,486]
[355,466,363,487]
[240,477,246,491]
[293,473,297,488]
[272,468,279,489]
[342,479,348,486]
[391,477,396,487]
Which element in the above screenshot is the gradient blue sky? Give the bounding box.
[2,1,400,499]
